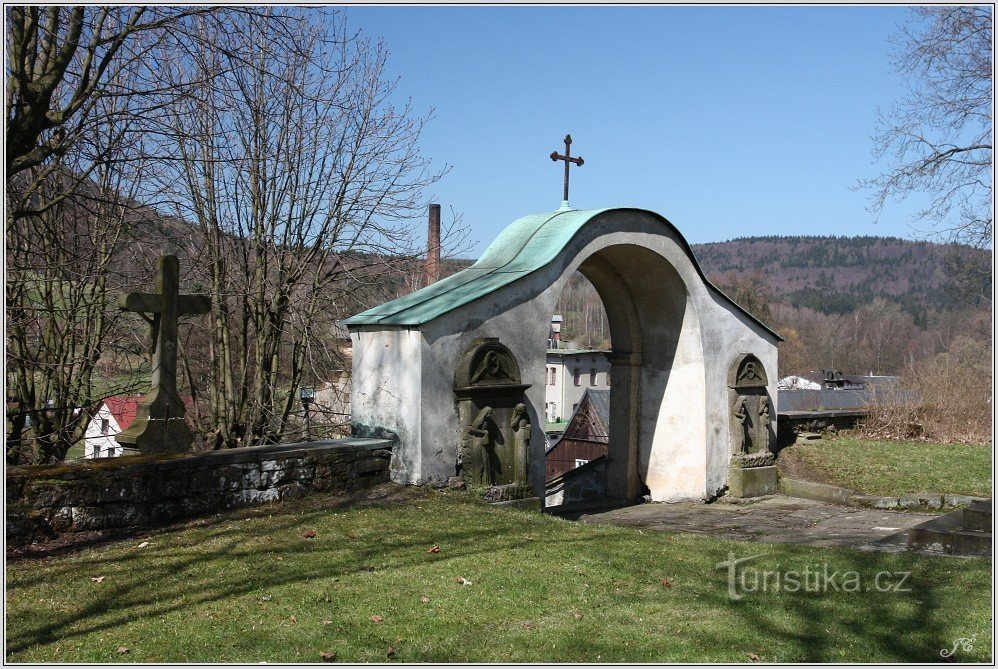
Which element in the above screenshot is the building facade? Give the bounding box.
[543,349,611,423]
[83,396,140,458]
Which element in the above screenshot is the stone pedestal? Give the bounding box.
[728,464,777,498]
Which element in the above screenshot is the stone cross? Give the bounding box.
[549,134,584,206]
[115,255,210,455]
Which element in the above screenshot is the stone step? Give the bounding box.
[963,499,992,532]
[907,506,992,557]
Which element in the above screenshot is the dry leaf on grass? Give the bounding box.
[320,651,337,662]
[455,577,472,586]
[371,615,383,623]
[260,595,272,602]
[661,578,672,587]
[387,646,396,658]
[136,541,149,549]
[321,620,333,626]
[573,612,583,620]
[116,647,129,654]
[747,652,760,662]
[427,545,440,553]
[420,596,430,603]
[303,529,317,539]
[90,576,105,583]
[289,615,297,624]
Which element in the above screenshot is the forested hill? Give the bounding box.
[691,235,991,317]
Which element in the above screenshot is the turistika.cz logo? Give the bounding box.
[715,552,913,601]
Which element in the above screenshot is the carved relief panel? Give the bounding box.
[728,354,774,468]
[454,338,531,487]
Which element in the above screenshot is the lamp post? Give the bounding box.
[300,386,315,441]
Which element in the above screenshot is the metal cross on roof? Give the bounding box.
[550,134,584,209]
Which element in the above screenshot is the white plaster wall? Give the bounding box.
[83,405,123,458]
[697,288,779,498]
[641,298,707,502]
[350,328,423,483]
[349,209,779,502]
[545,352,611,422]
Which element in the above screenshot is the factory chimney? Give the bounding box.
[426,203,441,285]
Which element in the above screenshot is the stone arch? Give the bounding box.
[346,207,780,504]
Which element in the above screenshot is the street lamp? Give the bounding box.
[299,386,315,441]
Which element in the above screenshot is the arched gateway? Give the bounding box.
[344,207,781,504]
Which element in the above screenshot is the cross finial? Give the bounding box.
[549,134,584,210]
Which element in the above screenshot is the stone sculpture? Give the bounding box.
[510,402,531,483]
[115,255,210,455]
[727,353,776,497]
[454,338,531,494]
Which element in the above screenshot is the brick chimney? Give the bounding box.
[426,203,441,285]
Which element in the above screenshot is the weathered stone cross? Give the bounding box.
[550,134,584,207]
[115,255,210,455]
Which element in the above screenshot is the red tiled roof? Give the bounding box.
[102,395,195,431]
[103,396,142,431]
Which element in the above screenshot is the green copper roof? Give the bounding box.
[343,207,782,341]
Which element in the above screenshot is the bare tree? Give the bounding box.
[157,10,445,449]
[860,6,993,249]
[5,94,153,464]
[4,6,259,463]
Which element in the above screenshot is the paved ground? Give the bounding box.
[577,496,938,553]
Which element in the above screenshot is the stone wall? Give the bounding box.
[544,456,608,508]
[6,438,392,547]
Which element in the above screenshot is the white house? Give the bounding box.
[84,396,141,458]
[544,348,611,423]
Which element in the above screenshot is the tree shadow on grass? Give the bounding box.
[635,540,986,663]
[5,490,992,663]
[6,487,566,656]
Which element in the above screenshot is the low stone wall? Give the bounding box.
[544,456,607,508]
[6,438,392,547]
[778,475,987,511]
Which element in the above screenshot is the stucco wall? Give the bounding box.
[349,209,779,504]
[83,405,124,458]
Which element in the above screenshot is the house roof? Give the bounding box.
[777,387,917,414]
[781,371,901,391]
[103,396,142,431]
[343,207,782,340]
[101,395,196,431]
[547,388,610,456]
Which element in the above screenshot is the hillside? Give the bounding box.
[691,235,990,317]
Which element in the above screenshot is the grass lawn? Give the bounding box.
[64,442,86,460]
[779,435,993,498]
[5,486,992,663]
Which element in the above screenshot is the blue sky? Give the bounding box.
[345,6,926,255]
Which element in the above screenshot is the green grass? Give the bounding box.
[64,442,86,460]
[5,487,992,663]
[781,435,993,498]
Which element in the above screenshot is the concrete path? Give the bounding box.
[577,496,938,553]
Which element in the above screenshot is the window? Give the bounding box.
[573,369,580,386]
[549,367,556,385]
[100,418,110,436]
[590,368,597,386]
[606,369,611,386]
[574,459,589,468]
